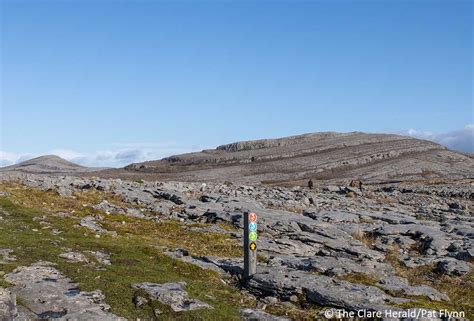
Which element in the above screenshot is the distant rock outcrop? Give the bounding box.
[123,132,474,184]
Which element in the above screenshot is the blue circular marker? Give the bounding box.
[249,222,257,232]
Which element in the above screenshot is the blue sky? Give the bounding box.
[1,0,472,167]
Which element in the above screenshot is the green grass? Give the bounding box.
[102,216,241,257]
[0,194,253,319]
[0,279,11,288]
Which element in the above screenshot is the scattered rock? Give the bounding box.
[247,267,408,311]
[167,248,189,258]
[240,308,290,320]
[132,282,213,312]
[59,251,89,263]
[323,186,341,193]
[0,249,16,264]
[154,191,184,205]
[4,261,120,320]
[86,250,112,266]
[262,296,279,305]
[436,258,471,276]
[57,186,73,197]
[80,216,107,234]
[456,249,474,261]
[93,200,126,215]
[0,287,17,319]
[133,295,148,308]
[377,276,449,301]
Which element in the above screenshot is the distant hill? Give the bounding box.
[122,132,474,184]
[0,155,97,174]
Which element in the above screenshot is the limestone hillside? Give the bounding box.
[0,155,102,174]
[123,132,474,184]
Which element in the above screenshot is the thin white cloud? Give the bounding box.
[0,151,35,167]
[404,124,474,153]
[0,144,201,168]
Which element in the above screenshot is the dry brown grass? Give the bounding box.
[265,304,322,321]
[265,202,304,214]
[337,273,380,286]
[384,244,474,318]
[351,229,375,248]
[384,243,404,271]
[359,215,376,224]
[375,194,399,205]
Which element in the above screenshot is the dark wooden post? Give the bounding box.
[243,211,257,281]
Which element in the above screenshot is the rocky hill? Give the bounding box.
[123,132,474,184]
[0,155,99,174]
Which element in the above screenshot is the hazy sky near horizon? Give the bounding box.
[1,0,473,167]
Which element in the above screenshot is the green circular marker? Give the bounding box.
[249,231,257,241]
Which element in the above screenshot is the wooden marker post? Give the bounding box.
[244,211,257,281]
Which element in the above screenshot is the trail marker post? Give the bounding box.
[244,211,257,281]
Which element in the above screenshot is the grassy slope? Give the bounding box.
[0,184,252,319]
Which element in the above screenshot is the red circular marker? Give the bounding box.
[249,212,257,222]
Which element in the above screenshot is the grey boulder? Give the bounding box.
[132,282,212,312]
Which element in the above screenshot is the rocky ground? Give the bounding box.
[0,172,472,320]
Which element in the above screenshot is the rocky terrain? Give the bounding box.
[122,132,474,184]
[0,170,472,320]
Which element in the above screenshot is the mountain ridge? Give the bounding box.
[122,131,473,184]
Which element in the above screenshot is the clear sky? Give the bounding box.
[1,0,472,167]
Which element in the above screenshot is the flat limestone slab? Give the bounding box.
[0,287,17,319]
[133,282,213,312]
[4,261,122,320]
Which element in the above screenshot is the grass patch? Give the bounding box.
[351,229,375,248]
[0,182,130,215]
[103,217,241,257]
[218,222,238,232]
[0,278,11,288]
[265,303,323,320]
